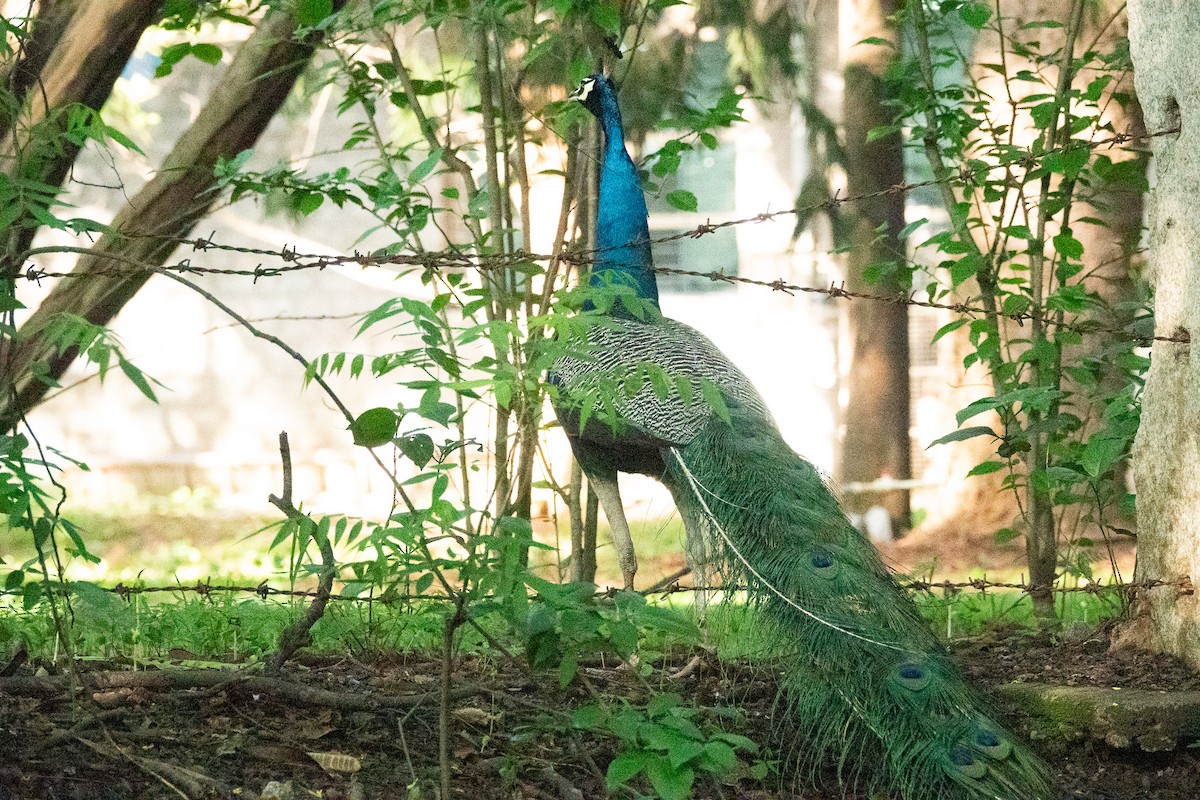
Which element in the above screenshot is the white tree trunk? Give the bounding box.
[1123,1,1200,665]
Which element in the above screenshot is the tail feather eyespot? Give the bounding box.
[971,726,1013,760]
[893,660,929,691]
[949,745,989,780]
[807,549,838,579]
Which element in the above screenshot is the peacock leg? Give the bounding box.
[667,500,710,680]
[587,471,638,591]
[678,501,712,622]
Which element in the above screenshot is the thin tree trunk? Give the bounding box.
[839,0,911,531]
[0,5,342,431]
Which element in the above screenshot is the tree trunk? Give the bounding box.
[1,6,341,432]
[839,0,911,530]
[1118,1,1200,667]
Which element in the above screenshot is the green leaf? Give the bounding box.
[955,396,999,426]
[994,527,1021,544]
[931,318,969,344]
[701,740,738,772]
[606,750,651,788]
[558,650,578,688]
[1080,436,1126,478]
[0,201,22,234]
[898,217,928,240]
[467,188,491,219]
[116,355,160,403]
[647,692,683,718]
[572,704,606,729]
[646,759,694,800]
[866,124,900,143]
[665,190,698,212]
[926,426,997,448]
[296,192,324,215]
[349,407,399,447]
[589,2,622,35]
[397,433,434,467]
[410,148,443,183]
[418,387,455,426]
[666,739,706,769]
[296,0,333,26]
[101,124,143,154]
[967,460,1006,477]
[959,2,991,30]
[1052,231,1083,260]
[190,43,222,64]
[155,43,192,77]
[23,582,43,611]
[4,569,24,591]
[608,708,643,742]
[949,253,982,288]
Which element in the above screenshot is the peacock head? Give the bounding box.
[571,74,615,119]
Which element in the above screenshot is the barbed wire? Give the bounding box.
[12,125,1182,346]
[18,240,1179,346]
[0,575,1190,605]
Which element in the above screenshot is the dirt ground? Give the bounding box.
[1,623,1198,800]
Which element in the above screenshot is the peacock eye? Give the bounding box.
[575,78,595,102]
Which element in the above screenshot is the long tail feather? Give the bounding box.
[666,402,1052,800]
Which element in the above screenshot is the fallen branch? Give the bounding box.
[0,668,485,712]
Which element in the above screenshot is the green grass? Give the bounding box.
[1,508,280,585]
[0,579,1127,670]
[0,590,499,664]
[911,587,1123,638]
[0,505,1127,667]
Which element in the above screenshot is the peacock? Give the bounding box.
[549,73,1052,800]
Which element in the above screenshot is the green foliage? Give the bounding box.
[888,1,1149,592]
[573,694,767,800]
[912,585,1124,639]
[523,578,699,686]
[155,42,224,77]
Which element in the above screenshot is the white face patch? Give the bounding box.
[574,77,596,103]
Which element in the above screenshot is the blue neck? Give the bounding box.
[584,84,659,316]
